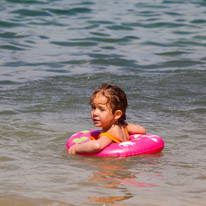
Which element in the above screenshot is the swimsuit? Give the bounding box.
[90,128,129,143]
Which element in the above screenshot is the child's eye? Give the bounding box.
[91,106,96,110]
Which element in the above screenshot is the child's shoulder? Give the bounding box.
[125,123,146,135]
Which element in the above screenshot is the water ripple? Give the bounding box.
[0,45,25,51]
[46,7,92,16]
[0,20,22,27]
[51,41,98,47]
[83,36,139,43]
[12,9,51,17]
[6,0,46,5]
[0,32,27,39]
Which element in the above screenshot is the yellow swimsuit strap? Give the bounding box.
[89,136,96,140]
[125,128,130,140]
[98,128,130,143]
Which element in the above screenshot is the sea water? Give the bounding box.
[0,0,206,205]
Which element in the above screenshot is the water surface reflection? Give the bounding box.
[69,154,164,205]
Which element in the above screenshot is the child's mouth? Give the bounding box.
[93,119,99,124]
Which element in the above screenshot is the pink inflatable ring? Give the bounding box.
[66,130,164,157]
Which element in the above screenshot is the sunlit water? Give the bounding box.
[0,0,206,205]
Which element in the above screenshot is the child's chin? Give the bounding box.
[94,124,101,127]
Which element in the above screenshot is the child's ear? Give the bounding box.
[114,110,122,120]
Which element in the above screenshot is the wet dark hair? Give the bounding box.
[89,83,128,126]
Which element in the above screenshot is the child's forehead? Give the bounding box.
[93,93,108,102]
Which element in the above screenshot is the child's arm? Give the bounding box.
[126,123,146,135]
[68,136,112,155]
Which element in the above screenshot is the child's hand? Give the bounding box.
[68,145,77,155]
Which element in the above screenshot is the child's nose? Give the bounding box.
[93,109,98,116]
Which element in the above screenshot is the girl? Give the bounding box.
[69,83,146,154]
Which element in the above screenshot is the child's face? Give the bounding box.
[90,92,116,130]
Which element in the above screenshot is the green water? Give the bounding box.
[0,0,206,205]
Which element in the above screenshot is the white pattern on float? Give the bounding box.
[133,134,142,139]
[119,141,135,148]
[151,138,158,142]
